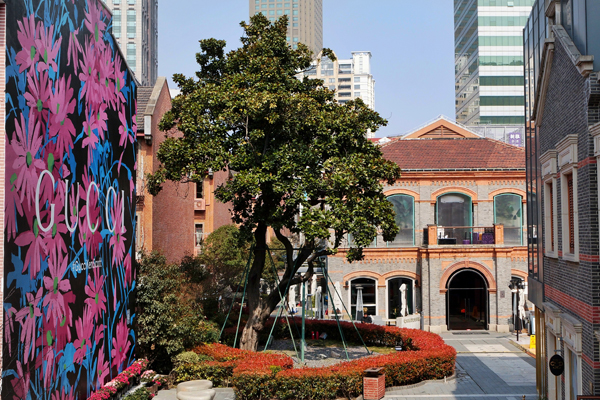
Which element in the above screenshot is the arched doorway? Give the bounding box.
[446,269,488,330]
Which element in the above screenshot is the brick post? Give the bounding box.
[427,224,438,246]
[494,224,504,245]
[363,368,385,400]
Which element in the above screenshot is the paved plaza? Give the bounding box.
[156,331,538,400]
[383,331,537,400]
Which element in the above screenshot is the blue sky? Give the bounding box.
[158,1,455,138]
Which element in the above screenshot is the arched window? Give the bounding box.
[387,277,414,319]
[494,194,523,245]
[387,195,415,247]
[436,193,472,243]
[350,278,377,319]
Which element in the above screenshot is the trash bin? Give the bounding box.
[363,368,385,400]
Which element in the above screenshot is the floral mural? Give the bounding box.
[3,0,137,398]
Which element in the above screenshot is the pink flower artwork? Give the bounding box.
[4,142,25,242]
[14,215,49,279]
[111,317,131,370]
[84,268,107,321]
[96,345,110,388]
[14,287,44,363]
[4,307,17,357]
[109,193,127,267]
[24,70,51,125]
[42,253,71,325]
[49,75,77,159]
[15,15,38,73]
[35,22,62,73]
[10,361,31,400]
[84,1,107,45]
[11,113,45,207]
[73,307,94,364]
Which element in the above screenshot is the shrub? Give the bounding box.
[136,252,219,373]
[185,328,455,400]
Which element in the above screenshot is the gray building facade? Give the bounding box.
[525,1,600,398]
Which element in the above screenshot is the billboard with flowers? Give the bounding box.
[3,0,137,398]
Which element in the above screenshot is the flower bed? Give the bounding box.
[175,325,456,400]
[88,359,150,400]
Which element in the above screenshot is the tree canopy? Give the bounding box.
[148,14,402,350]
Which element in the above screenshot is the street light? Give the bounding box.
[508,277,525,341]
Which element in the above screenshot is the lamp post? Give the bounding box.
[301,278,306,362]
[508,278,524,341]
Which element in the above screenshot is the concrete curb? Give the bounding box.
[508,340,536,359]
[384,372,457,393]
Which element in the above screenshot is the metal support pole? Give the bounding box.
[301,280,306,362]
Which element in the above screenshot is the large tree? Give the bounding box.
[148,14,401,350]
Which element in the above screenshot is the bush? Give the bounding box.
[182,327,456,400]
[136,252,219,373]
[172,351,212,368]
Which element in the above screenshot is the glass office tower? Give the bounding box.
[454,0,534,126]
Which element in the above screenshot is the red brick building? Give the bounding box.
[135,78,233,262]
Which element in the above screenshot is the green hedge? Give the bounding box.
[174,324,456,400]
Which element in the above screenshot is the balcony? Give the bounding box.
[424,225,511,246]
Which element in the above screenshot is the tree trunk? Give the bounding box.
[239,224,269,351]
[238,227,317,351]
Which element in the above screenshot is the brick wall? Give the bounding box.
[537,34,600,396]
[150,82,195,263]
[325,168,528,332]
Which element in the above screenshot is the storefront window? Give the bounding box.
[350,278,376,319]
[388,278,413,319]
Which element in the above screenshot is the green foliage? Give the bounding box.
[172,351,211,369]
[136,252,219,373]
[122,387,152,400]
[197,224,250,297]
[148,13,402,349]
[172,363,235,387]
[149,14,401,262]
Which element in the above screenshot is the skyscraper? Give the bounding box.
[249,0,323,57]
[106,0,158,86]
[454,0,534,126]
[301,50,375,109]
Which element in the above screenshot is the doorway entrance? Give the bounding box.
[446,269,488,330]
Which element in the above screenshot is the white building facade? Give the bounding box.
[300,51,376,137]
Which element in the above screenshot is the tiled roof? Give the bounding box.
[380,137,525,170]
[136,86,154,131]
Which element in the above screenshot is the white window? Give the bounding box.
[386,277,414,319]
[349,278,377,319]
[540,150,558,257]
[195,224,204,247]
[556,135,578,261]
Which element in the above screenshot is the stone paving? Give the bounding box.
[156,331,538,400]
[383,332,538,400]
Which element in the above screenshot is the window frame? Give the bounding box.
[556,135,578,262]
[386,194,415,247]
[348,277,378,319]
[493,193,523,246]
[194,223,204,248]
[385,277,415,320]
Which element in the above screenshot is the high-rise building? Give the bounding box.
[106,0,158,86]
[249,0,323,57]
[298,51,376,136]
[454,0,534,126]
